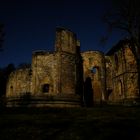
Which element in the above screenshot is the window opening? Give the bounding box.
[42,84,50,93]
[91,67,96,74]
[114,53,119,69]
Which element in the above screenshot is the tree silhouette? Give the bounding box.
[0,64,15,98]
[17,63,31,69]
[104,0,140,94]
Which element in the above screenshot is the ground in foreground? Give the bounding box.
[0,106,140,140]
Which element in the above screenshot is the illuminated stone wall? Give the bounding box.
[6,27,82,107]
[6,68,31,97]
[106,40,138,104]
[7,28,81,96]
[31,27,81,96]
[31,52,58,96]
[6,29,140,106]
[54,28,81,95]
[55,28,78,54]
[81,51,106,104]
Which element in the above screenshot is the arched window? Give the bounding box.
[42,84,50,93]
[90,67,100,80]
[91,67,97,74]
[119,80,123,96]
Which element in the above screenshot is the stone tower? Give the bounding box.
[54,27,82,95]
[6,27,82,107]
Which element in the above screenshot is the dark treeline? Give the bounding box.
[0,63,31,98]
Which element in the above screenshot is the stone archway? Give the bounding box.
[90,66,102,104]
[83,77,93,107]
[41,76,53,94]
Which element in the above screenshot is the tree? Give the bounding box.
[17,63,31,70]
[104,0,140,95]
[0,64,15,107]
[0,64,15,98]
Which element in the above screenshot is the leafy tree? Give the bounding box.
[104,0,140,94]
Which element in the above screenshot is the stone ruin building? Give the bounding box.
[106,40,139,105]
[6,28,140,107]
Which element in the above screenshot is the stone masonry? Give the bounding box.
[6,28,140,107]
[106,40,139,105]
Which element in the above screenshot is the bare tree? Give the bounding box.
[104,0,140,94]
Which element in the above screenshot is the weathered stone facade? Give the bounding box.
[106,40,139,105]
[6,68,31,97]
[6,28,82,107]
[82,51,106,105]
[6,28,140,107]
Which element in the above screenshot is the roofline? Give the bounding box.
[106,39,131,55]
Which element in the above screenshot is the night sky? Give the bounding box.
[0,0,125,67]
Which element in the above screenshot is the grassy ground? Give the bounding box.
[0,106,140,140]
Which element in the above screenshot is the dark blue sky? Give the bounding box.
[0,0,125,67]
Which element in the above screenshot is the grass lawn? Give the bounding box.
[0,106,140,140]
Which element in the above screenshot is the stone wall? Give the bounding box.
[105,56,113,90]
[6,68,31,97]
[6,28,140,107]
[123,45,138,100]
[58,52,76,94]
[54,27,82,96]
[55,27,78,54]
[107,42,139,104]
[6,27,82,107]
[81,51,106,105]
[31,51,58,95]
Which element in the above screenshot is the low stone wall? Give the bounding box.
[6,94,82,108]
